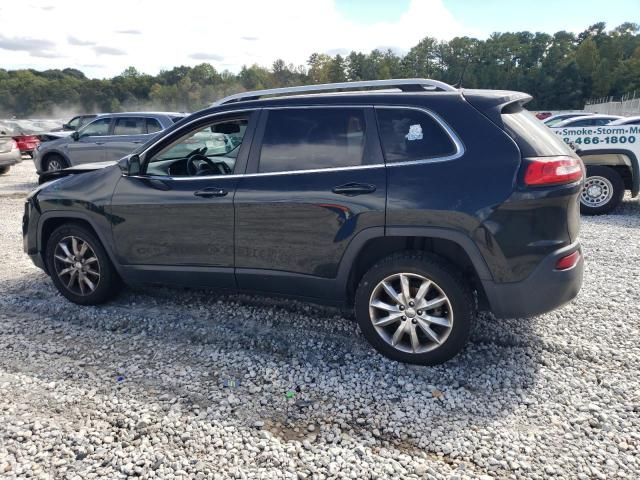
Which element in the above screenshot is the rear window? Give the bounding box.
[376,108,456,163]
[502,106,574,157]
[114,117,146,135]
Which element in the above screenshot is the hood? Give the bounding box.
[38,160,118,185]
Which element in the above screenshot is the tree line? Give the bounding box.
[1,22,639,118]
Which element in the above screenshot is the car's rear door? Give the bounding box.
[233,106,386,300]
[101,116,158,161]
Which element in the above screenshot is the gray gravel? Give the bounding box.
[1,160,639,479]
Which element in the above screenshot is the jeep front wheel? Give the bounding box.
[354,252,474,365]
[580,166,624,215]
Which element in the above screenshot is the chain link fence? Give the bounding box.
[585,92,640,116]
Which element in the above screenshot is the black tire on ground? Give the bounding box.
[0,165,9,175]
[44,154,68,172]
[45,223,122,305]
[354,251,474,365]
[580,165,625,215]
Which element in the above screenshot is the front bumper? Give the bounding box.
[482,241,583,318]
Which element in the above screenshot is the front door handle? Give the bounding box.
[94,142,105,145]
[332,182,376,196]
[194,187,228,198]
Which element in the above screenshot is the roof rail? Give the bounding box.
[212,78,457,106]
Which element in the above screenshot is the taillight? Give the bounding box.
[524,155,583,186]
[555,250,581,270]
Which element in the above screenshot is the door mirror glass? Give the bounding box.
[128,154,141,175]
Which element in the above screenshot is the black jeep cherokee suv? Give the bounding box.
[23,79,584,365]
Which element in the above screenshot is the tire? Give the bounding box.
[44,154,68,172]
[0,165,9,175]
[45,223,121,305]
[354,252,474,365]
[580,166,624,215]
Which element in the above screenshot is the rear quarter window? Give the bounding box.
[376,108,457,163]
[502,106,574,157]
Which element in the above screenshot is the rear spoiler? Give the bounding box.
[462,89,533,125]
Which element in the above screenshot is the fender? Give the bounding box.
[334,226,493,296]
[579,148,639,197]
[37,210,123,277]
[38,149,71,173]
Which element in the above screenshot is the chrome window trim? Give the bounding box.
[134,105,464,181]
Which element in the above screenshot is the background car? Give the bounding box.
[33,112,186,172]
[552,114,623,128]
[60,114,98,131]
[0,135,22,174]
[543,112,594,126]
[607,116,640,126]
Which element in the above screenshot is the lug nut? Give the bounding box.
[411,318,417,324]
[399,305,405,311]
[417,310,423,315]
[401,316,406,321]
[409,301,414,307]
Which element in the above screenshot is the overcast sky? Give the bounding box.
[1,0,638,78]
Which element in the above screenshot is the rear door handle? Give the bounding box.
[332,182,376,196]
[194,187,228,198]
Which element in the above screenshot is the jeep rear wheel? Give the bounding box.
[355,252,474,365]
[580,166,624,215]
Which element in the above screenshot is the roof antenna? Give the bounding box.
[453,54,471,89]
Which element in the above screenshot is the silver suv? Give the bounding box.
[33,112,185,173]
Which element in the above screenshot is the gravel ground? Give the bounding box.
[0,160,639,480]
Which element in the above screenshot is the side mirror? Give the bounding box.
[71,131,80,141]
[128,154,141,175]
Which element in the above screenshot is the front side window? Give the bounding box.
[80,118,111,137]
[146,117,248,177]
[259,108,366,173]
[67,117,81,129]
[114,117,146,135]
[376,108,456,163]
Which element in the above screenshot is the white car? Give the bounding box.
[549,122,640,214]
[543,112,594,127]
[608,116,640,126]
[552,114,623,128]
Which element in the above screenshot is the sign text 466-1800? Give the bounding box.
[556,126,639,146]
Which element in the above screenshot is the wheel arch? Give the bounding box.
[40,150,70,171]
[337,227,492,307]
[579,148,639,197]
[38,212,122,276]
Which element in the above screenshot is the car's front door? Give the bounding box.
[66,117,112,165]
[233,106,387,300]
[110,111,258,288]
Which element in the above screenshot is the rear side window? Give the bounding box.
[146,118,162,133]
[502,106,573,157]
[113,117,146,135]
[376,108,456,163]
[259,108,366,173]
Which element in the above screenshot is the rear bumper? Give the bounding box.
[482,241,583,318]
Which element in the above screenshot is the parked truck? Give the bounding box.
[551,124,639,214]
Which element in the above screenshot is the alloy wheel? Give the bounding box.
[368,273,453,354]
[53,236,101,296]
[47,159,64,171]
